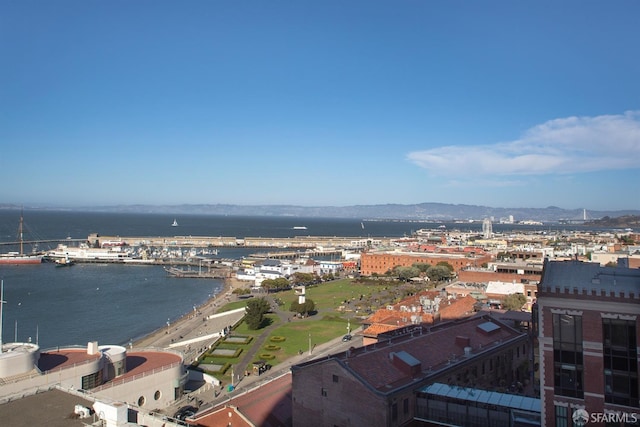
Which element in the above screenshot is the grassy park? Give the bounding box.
[194,277,422,384]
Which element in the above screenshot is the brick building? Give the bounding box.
[360,291,478,345]
[360,251,492,276]
[291,316,530,427]
[536,259,640,426]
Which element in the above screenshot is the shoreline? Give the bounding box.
[132,277,245,349]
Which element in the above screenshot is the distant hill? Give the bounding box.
[2,202,639,223]
[585,215,640,229]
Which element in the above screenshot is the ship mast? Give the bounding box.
[0,280,5,353]
[19,210,25,255]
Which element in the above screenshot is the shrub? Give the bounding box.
[259,353,275,360]
[264,344,281,351]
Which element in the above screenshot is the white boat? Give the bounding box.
[47,244,132,262]
[172,219,178,227]
[292,226,307,230]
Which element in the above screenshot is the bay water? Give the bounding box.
[0,209,596,350]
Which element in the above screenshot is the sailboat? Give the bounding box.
[0,211,43,265]
[171,219,178,227]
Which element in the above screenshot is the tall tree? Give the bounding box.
[245,297,270,330]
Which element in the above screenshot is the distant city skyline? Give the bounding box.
[1,1,639,210]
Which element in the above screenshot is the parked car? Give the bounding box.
[342,334,352,342]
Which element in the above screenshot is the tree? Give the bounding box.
[435,261,454,274]
[261,277,290,292]
[502,293,527,311]
[425,265,452,282]
[394,266,420,281]
[291,272,315,285]
[412,263,431,273]
[245,297,270,330]
[289,298,316,316]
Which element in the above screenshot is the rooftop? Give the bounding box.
[539,259,640,297]
[0,388,95,427]
[38,347,102,372]
[419,382,541,413]
[193,372,292,427]
[295,315,525,394]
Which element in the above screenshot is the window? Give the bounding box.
[603,318,638,407]
[553,314,583,398]
[333,374,339,383]
[555,405,568,427]
[391,402,398,421]
[403,398,409,415]
[81,371,103,390]
[321,388,327,397]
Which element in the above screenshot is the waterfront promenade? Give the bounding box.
[132,278,247,355]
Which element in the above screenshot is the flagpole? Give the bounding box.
[0,280,4,353]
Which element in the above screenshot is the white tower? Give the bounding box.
[294,286,306,304]
[482,218,493,239]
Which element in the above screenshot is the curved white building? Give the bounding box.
[0,340,187,409]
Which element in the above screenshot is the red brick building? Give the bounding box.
[291,316,529,427]
[360,291,478,345]
[360,250,492,276]
[536,259,640,426]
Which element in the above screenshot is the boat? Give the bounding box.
[55,255,75,267]
[292,226,307,230]
[0,252,43,265]
[47,244,132,262]
[172,219,178,227]
[0,211,43,265]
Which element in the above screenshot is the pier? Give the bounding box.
[89,234,388,249]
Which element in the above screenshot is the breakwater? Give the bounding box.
[89,234,388,249]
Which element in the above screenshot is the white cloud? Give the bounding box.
[407,111,640,176]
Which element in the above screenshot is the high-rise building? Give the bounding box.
[536,259,640,426]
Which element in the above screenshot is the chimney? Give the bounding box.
[87,341,99,355]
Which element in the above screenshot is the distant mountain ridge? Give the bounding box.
[2,202,638,223]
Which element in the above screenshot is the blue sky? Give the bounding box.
[1,1,639,211]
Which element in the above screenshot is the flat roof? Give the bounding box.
[540,259,640,295]
[420,382,541,413]
[0,388,95,427]
[39,348,101,372]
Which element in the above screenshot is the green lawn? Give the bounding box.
[205,278,395,382]
[264,316,353,363]
[280,278,390,312]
